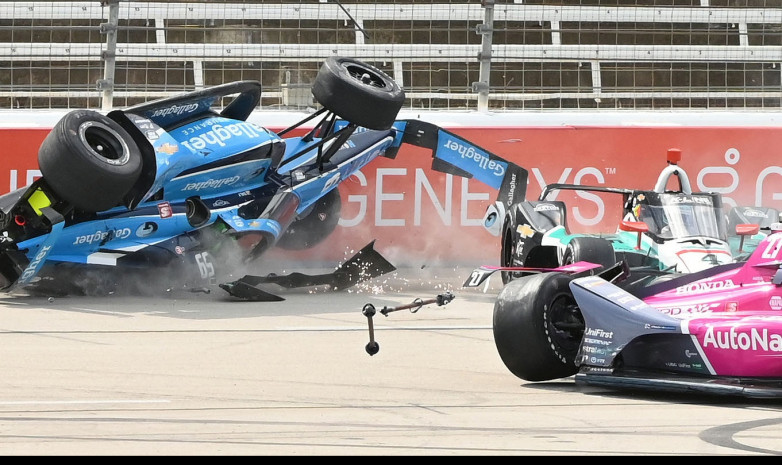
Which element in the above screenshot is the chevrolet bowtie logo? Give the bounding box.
[157,142,179,154]
[517,224,535,238]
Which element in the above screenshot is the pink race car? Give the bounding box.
[486,229,782,398]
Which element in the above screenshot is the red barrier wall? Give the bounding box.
[3,123,781,266]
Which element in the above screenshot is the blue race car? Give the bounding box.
[0,56,525,299]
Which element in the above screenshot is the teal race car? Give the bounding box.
[477,148,778,288]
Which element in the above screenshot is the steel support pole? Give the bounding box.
[99,0,119,111]
[474,0,494,112]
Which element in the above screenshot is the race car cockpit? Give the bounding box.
[634,193,727,242]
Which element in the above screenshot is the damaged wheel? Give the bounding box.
[311,56,405,130]
[38,110,142,212]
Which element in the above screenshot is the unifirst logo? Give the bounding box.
[584,327,614,339]
[703,326,782,352]
[443,139,505,177]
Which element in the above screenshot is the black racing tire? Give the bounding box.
[311,56,405,130]
[561,236,616,273]
[493,272,582,382]
[500,217,518,285]
[276,188,342,250]
[38,110,142,213]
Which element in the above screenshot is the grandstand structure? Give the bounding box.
[0,0,780,112]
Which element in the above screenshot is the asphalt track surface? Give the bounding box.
[0,266,780,456]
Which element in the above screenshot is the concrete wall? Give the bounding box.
[2,109,781,265]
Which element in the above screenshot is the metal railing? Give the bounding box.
[0,0,780,111]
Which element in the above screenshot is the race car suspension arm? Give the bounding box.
[276,106,328,138]
[362,291,455,356]
[276,112,357,174]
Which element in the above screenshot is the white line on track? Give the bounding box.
[279,325,491,331]
[0,399,170,405]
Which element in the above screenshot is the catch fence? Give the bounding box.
[1,0,780,112]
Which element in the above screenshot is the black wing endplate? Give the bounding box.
[220,240,397,301]
[462,261,604,288]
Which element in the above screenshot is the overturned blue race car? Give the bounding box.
[0,57,524,299]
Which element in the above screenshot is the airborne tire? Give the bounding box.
[493,272,582,382]
[38,110,142,212]
[311,56,405,130]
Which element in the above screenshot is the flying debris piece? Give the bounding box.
[218,280,286,302]
[188,287,212,294]
[361,291,455,355]
[220,240,396,301]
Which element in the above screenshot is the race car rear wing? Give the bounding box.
[116,80,263,129]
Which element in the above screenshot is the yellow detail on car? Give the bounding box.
[27,188,52,216]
